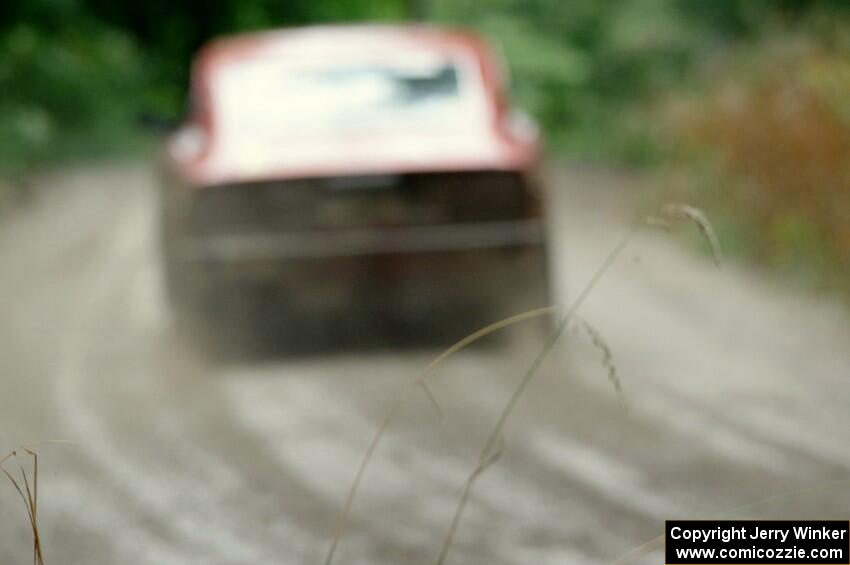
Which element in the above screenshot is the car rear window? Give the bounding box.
[212,50,487,137]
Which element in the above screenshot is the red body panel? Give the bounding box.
[165,25,539,187]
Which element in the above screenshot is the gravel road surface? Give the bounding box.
[1,163,849,565]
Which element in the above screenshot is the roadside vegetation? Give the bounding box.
[658,26,850,298]
[1,449,42,565]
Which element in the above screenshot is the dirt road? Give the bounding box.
[1,163,849,565]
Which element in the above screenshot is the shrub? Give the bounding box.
[665,35,850,294]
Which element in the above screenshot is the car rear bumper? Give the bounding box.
[172,219,545,263]
[167,219,549,317]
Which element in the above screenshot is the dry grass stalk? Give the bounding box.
[435,230,635,565]
[661,203,722,267]
[436,204,719,563]
[1,448,43,565]
[323,306,559,565]
[578,318,623,403]
[644,215,671,231]
[330,202,719,565]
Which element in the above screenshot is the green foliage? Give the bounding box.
[0,0,409,172]
[659,25,850,296]
[430,0,850,161]
[0,4,146,171]
[4,0,850,170]
[431,0,693,159]
[82,0,408,118]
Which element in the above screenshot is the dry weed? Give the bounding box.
[1,448,43,565]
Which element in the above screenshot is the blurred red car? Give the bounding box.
[159,24,549,347]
